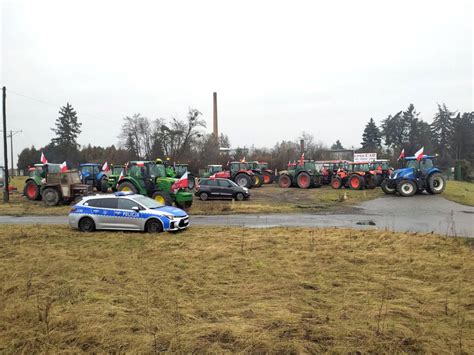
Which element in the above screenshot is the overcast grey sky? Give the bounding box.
[1,0,472,165]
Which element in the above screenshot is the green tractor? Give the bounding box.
[199,165,223,178]
[107,164,124,192]
[116,161,193,209]
[278,160,322,189]
[24,163,61,200]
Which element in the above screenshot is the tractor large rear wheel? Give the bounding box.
[117,181,138,194]
[427,173,445,194]
[42,188,61,206]
[24,180,41,201]
[331,177,342,189]
[381,179,396,194]
[349,175,363,190]
[278,174,292,188]
[234,173,252,188]
[152,191,173,206]
[296,172,311,189]
[397,180,416,197]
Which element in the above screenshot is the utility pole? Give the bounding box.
[2,86,9,202]
[8,130,22,176]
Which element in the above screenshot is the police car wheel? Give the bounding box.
[79,217,95,232]
[146,219,163,233]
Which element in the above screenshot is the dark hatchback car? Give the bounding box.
[195,178,250,201]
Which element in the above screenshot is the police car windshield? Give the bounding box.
[131,195,164,208]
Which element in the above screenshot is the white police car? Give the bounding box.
[69,192,189,233]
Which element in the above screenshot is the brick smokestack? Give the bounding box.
[213,92,218,137]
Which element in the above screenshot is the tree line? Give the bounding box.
[17,101,473,176]
[359,103,473,168]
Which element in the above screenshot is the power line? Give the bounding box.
[7,89,125,122]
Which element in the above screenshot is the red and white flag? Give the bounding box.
[172,172,188,191]
[102,161,109,172]
[299,153,305,166]
[415,147,424,161]
[40,152,48,164]
[116,169,124,188]
[398,148,405,160]
[59,161,68,172]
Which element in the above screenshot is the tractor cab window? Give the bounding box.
[81,166,94,175]
[210,166,222,174]
[230,164,239,173]
[112,166,123,175]
[149,164,166,178]
[406,160,420,170]
[93,166,100,174]
[420,159,433,171]
[129,165,146,179]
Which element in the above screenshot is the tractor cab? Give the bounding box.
[106,164,124,192]
[212,162,254,188]
[78,163,108,193]
[251,161,275,184]
[200,165,223,178]
[111,165,124,176]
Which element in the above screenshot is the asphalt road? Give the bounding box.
[0,195,472,237]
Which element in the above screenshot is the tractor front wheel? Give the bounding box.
[24,181,41,200]
[296,172,311,189]
[234,173,252,188]
[117,181,138,194]
[187,174,196,190]
[263,172,272,184]
[331,177,342,189]
[100,177,108,193]
[381,179,396,194]
[151,191,173,206]
[397,180,416,197]
[349,175,363,190]
[278,175,292,188]
[42,188,61,206]
[427,173,446,194]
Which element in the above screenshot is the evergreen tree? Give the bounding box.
[431,103,455,158]
[331,140,344,150]
[451,112,474,160]
[381,111,405,151]
[361,118,381,150]
[51,103,82,148]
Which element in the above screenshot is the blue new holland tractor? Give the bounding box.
[381,155,446,197]
[78,163,108,193]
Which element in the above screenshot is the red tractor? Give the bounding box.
[316,160,350,185]
[331,162,377,190]
[212,162,256,188]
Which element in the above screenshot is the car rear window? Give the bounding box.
[86,198,117,209]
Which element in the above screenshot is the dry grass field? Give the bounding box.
[0,225,472,353]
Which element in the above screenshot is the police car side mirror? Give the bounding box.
[132,206,140,212]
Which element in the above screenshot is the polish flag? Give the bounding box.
[116,169,124,188]
[299,153,305,166]
[102,161,109,172]
[59,161,68,172]
[40,152,48,164]
[398,148,405,160]
[415,147,424,161]
[172,172,188,191]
